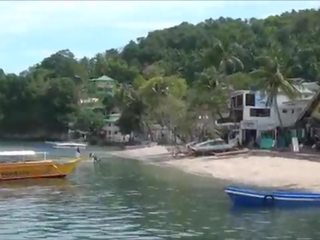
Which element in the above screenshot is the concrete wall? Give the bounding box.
[103,123,126,142]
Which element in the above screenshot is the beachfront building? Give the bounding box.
[217,82,319,147]
[148,124,176,144]
[295,90,320,144]
[102,113,128,143]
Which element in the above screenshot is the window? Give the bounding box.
[230,110,243,122]
[236,95,243,107]
[232,95,243,108]
[250,108,270,117]
[245,94,255,106]
[231,97,236,108]
[214,140,225,145]
[282,109,287,113]
[108,131,111,135]
[108,123,111,127]
[114,131,118,135]
[292,109,294,114]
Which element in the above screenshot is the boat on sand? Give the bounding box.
[189,138,236,155]
[0,150,80,181]
[225,186,320,208]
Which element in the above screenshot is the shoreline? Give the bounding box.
[109,145,320,191]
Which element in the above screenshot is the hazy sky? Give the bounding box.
[0,1,319,74]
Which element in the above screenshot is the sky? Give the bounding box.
[0,1,319,74]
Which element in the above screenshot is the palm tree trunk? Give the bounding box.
[274,95,283,127]
[273,95,283,148]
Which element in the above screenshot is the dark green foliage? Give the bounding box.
[102,93,116,114]
[117,99,144,135]
[73,108,105,133]
[0,75,78,135]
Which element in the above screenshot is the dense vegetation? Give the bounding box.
[0,8,319,141]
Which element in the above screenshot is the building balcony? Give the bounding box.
[216,117,241,127]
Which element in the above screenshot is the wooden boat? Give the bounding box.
[0,150,80,181]
[225,186,320,207]
[189,138,235,155]
[45,141,87,149]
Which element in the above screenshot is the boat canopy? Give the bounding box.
[0,150,37,156]
[45,141,87,147]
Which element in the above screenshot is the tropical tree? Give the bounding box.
[73,108,105,134]
[250,56,300,127]
[138,75,188,143]
[114,83,147,139]
[102,92,116,114]
[196,66,220,90]
[215,41,244,75]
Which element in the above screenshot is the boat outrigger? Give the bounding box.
[0,150,80,181]
[225,186,320,208]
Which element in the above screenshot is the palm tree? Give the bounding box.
[114,83,153,141]
[211,40,245,122]
[214,41,244,76]
[250,56,300,128]
[196,66,219,91]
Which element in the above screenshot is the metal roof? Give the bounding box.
[104,113,121,123]
[90,75,115,82]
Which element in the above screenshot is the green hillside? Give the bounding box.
[0,8,319,140]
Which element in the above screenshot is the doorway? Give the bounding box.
[244,129,257,146]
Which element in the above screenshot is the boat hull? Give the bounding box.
[225,186,320,208]
[0,159,80,181]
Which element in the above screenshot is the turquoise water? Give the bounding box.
[0,142,320,239]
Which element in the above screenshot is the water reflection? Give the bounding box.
[0,147,320,239]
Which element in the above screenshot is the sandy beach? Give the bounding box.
[109,145,320,191]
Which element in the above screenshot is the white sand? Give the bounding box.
[164,155,320,190]
[109,145,170,160]
[109,146,320,191]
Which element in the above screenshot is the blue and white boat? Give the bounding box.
[225,186,320,207]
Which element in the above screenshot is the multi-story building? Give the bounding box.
[217,82,319,146]
[102,113,128,143]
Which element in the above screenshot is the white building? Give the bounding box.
[217,82,319,145]
[102,113,128,143]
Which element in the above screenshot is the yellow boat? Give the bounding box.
[0,150,80,181]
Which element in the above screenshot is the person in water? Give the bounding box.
[89,152,99,162]
[76,147,81,158]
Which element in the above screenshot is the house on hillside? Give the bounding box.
[89,75,116,92]
[216,82,319,147]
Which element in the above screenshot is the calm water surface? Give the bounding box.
[0,142,320,239]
